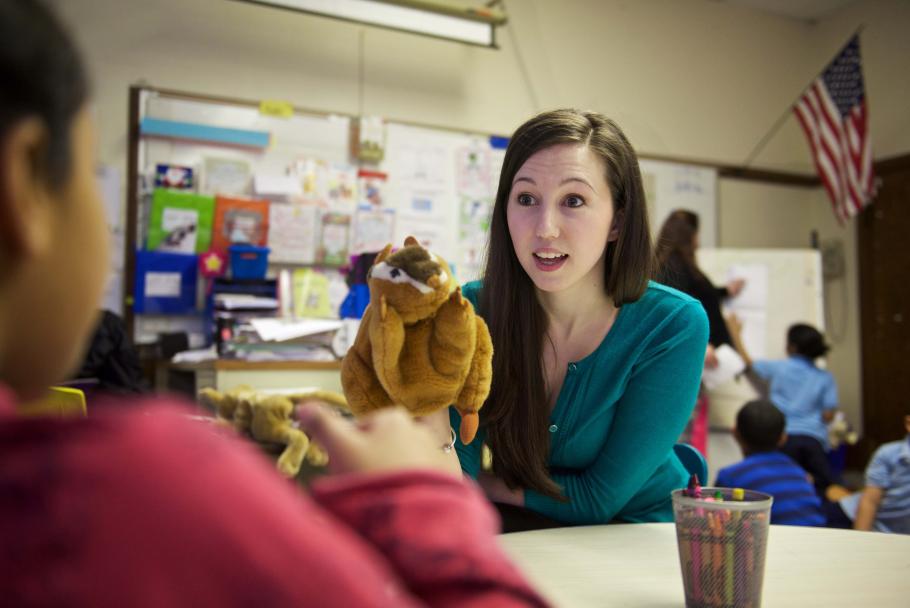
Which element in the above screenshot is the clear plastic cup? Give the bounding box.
[672,487,773,608]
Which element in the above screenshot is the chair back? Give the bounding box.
[674,443,708,485]
[18,386,87,417]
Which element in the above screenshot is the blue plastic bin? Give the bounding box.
[229,245,270,279]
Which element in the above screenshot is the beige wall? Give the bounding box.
[56,0,908,428]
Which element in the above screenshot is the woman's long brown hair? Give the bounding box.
[654,209,707,282]
[478,109,654,500]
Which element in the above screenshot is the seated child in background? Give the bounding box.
[729,318,843,499]
[0,2,548,606]
[829,411,910,534]
[715,400,826,527]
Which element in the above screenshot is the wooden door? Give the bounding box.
[853,154,910,466]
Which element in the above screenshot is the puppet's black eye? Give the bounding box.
[390,268,401,278]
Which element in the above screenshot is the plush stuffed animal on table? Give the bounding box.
[198,386,345,477]
[341,236,493,445]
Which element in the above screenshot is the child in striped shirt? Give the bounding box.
[715,399,826,526]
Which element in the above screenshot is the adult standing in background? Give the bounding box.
[655,209,745,454]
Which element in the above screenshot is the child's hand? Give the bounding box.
[297,403,461,478]
[727,313,743,337]
[704,344,719,369]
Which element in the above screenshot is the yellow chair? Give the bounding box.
[18,386,87,417]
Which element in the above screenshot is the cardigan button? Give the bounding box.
[549,424,558,433]
[568,363,577,372]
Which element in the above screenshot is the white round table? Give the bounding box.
[498,522,910,607]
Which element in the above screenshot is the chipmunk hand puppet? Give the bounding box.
[341,237,492,444]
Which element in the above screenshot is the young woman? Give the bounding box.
[449,110,709,529]
[655,209,744,363]
[655,209,745,453]
[0,2,546,605]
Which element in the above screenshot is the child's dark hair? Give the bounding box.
[0,0,89,189]
[736,399,785,454]
[787,323,829,360]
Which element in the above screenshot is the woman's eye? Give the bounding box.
[516,193,535,206]
[565,195,585,208]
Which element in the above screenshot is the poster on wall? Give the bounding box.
[456,142,492,197]
[317,212,351,266]
[351,205,395,254]
[211,195,270,252]
[267,202,319,264]
[458,194,492,283]
[146,189,215,254]
[393,188,454,261]
[204,157,251,196]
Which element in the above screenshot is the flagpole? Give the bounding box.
[741,25,865,168]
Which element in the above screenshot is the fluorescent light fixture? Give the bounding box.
[235,0,506,47]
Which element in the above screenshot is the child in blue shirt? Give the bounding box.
[715,399,825,526]
[729,319,842,498]
[831,412,910,534]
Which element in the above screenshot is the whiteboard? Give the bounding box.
[696,248,824,429]
[640,159,718,247]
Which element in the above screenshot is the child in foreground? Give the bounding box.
[0,1,548,605]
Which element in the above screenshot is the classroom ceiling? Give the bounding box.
[719,0,858,21]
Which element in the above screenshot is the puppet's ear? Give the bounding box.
[375,243,393,264]
[404,235,419,247]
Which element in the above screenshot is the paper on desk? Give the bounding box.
[701,344,746,390]
[171,346,217,364]
[250,317,343,342]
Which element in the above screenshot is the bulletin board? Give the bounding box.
[125,86,503,346]
[696,248,825,429]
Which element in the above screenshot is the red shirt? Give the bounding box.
[0,386,548,607]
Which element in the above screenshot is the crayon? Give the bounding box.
[725,529,735,605]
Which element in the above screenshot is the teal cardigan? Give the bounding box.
[451,280,708,525]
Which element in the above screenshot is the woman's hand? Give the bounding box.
[297,403,461,478]
[478,472,525,506]
[726,278,746,297]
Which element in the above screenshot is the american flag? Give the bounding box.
[793,35,874,222]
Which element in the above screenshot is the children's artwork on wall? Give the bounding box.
[292,159,357,212]
[292,268,333,318]
[317,212,351,266]
[268,202,319,264]
[351,204,395,254]
[146,189,215,254]
[325,165,358,213]
[456,143,492,196]
[357,169,387,207]
[458,194,492,283]
[212,195,270,252]
[154,163,195,190]
[294,158,327,202]
[204,157,252,196]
